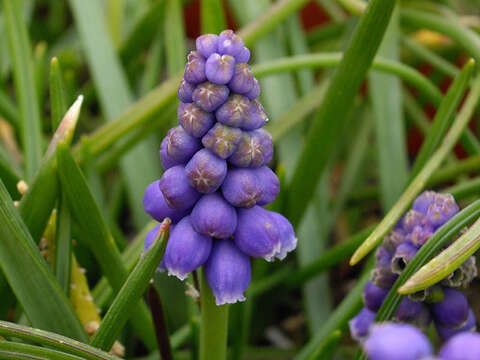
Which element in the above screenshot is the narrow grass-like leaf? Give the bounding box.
[106,0,124,47]
[286,0,396,228]
[0,321,120,360]
[351,74,480,265]
[0,144,21,197]
[55,191,72,296]
[0,179,87,341]
[164,0,186,76]
[201,0,227,34]
[0,90,19,127]
[0,342,84,360]
[139,34,164,96]
[49,57,69,130]
[410,60,475,178]
[91,220,170,351]
[2,0,43,180]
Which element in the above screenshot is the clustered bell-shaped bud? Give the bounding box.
[142,30,296,306]
[350,191,478,344]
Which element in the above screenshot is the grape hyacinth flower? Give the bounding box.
[142,30,296,306]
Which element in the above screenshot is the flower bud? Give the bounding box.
[160,136,179,170]
[163,216,212,280]
[403,210,426,233]
[406,225,433,248]
[363,281,388,312]
[163,126,202,164]
[268,211,297,260]
[243,100,268,130]
[234,205,280,261]
[431,288,469,328]
[413,191,437,215]
[436,308,476,341]
[178,102,215,138]
[185,149,227,193]
[196,34,219,58]
[201,123,242,159]
[159,165,201,210]
[228,63,254,94]
[392,242,417,274]
[216,94,251,128]
[178,79,195,103]
[349,308,376,341]
[245,78,260,100]
[426,193,459,228]
[371,247,398,289]
[254,166,279,206]
[383,229,405,255]
[218,30,244,60]
[443,255,477,288]
[205,54,235,85]
[364,323,432,360]
[394,297,423,322]
[439,332,480,360]
[205,239,251,305]
[190,193,237,239]
[184,51,207,84]
[229,129,273,168]
[237,47,250,63]
[143,180,189,222]
[192,81,230,112]
[221,168,263,208]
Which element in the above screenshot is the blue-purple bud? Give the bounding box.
[245,78,260,100]
[439,332,480,360]
[413,191,437,215]
[178,79,195,103]
[392,241,417,274]
[403,210,426,233]
[205,239,251,305]
[163,216,212,280]
[363,281,388,312]
[201,123,242,159]
[228,63,254,94]
[371,246,398,289]
[383,229,405,255]
[190,193,237,239]
[221,168,263,208]
[205,54,235,85]
[217,30,244,60]
[364,323,433,360]
[160,136,179,170]
[159,165,201,210]
[243,100,268,130]
[229,129,273,168]
[237,47,250,63]
[192,82,230,112]
[163,126,202,164]
[436,309,476,341]
[234,205,280,261]
[178,102,215,138]
[426,193,459,228]
[196,34,219,58]
[185,149,227,193]
[431,288,469,328]
[184,51,207,84]
[254,166,280,206]
[349,308,376,341]
[143,180,188,223]
[215,94,251,128]
[394,297,423,322]
[269,211,297,260]
[406,224,433,248]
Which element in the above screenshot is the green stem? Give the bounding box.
[199,272,229,360]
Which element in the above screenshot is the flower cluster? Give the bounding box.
[350,191,477,342]
[143,30,297,306]
[363,322,480,360]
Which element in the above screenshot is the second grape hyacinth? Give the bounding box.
[143,30,297,306]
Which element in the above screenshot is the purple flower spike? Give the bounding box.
[221,168,263,208]
[237,47,250,63]
[383,229,405,255]
[190,193,237,239]
[371,246,398,289]
[243,100,268,130]
[436,309,476,341]
[192,82,230,112]
[185,149,227,193]
[163,216,212,280]
[205,239,251,305]
[177,102,215,138]
[201,123,243,159]
[394,297,423,322]
[160,136,179,170]
[245,78,261,100]
[218,30,244,60]
[228,63,254,94]
[364,323,432,360]
[402,210,426,233]
[216,94,251,128]
[196,34,219,58]
[432,288,469,329]
[413,191,437,215]
[426,193,459,228]
[363,282,388,312]
[269,211,297,260]
[392,241,417,274]
[254,166,280,206]
[349,308,376,341]
[234,205,280,261]
[184,51,207,84]
[143,180,188,223]
[205,54,235,85]
[439,332,480,360]
[159,165,201,210]
[406,224,433,248]
[229,129,273,168]
[178,79,195,103]
[163,126,202,164]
